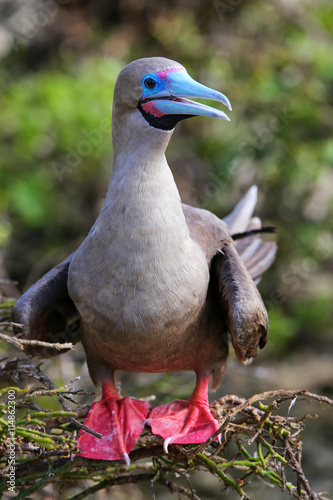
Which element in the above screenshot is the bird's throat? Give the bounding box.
[102,151,191,256]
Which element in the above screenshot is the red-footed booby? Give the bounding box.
[12,57,276,466]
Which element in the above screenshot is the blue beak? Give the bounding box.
[140,68,231,121]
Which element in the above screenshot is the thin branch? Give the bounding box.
[68,473,156,500]
[0,332,75,352]
[285,440,318,500]
[158,477,201,500]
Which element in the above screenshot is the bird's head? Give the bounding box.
[113,57,231,132]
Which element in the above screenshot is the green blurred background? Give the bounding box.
[0,0,332,498]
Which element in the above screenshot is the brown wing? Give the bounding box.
[11,253,80,358]
[211,243,268,364]
[182,185,276,364]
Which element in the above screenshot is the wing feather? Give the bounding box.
[11,253,80,357]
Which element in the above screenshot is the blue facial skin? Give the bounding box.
[140,73,167,99]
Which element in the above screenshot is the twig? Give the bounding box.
[196,452,251,499]
[0,332,75,352]
[284,440,318,500]
[11,460,75,500]
[158,477,201,500]
[67,473,156,500]
[213,390,333,426]
[0,279,18,285]
[186,415,231,460]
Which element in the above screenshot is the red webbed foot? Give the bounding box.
[76,381,149,465]
[147,376,220,451]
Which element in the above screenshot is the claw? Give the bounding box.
[163,436,172,454]
[123,452,131,468]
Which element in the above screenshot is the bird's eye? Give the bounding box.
[144,77,157,90]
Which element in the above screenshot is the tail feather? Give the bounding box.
[245,242,277,284]
[223,185,258,234]
[224,186,277,283]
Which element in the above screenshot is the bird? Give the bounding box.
[12,57,277,466]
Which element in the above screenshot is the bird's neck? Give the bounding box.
[99,125,189,245]
[111,111,172,171]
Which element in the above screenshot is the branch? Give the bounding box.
[285,440,319,500]
[0,332,75,352]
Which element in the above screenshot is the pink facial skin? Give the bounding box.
[141,100,165,117]
[156,67,186,82]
